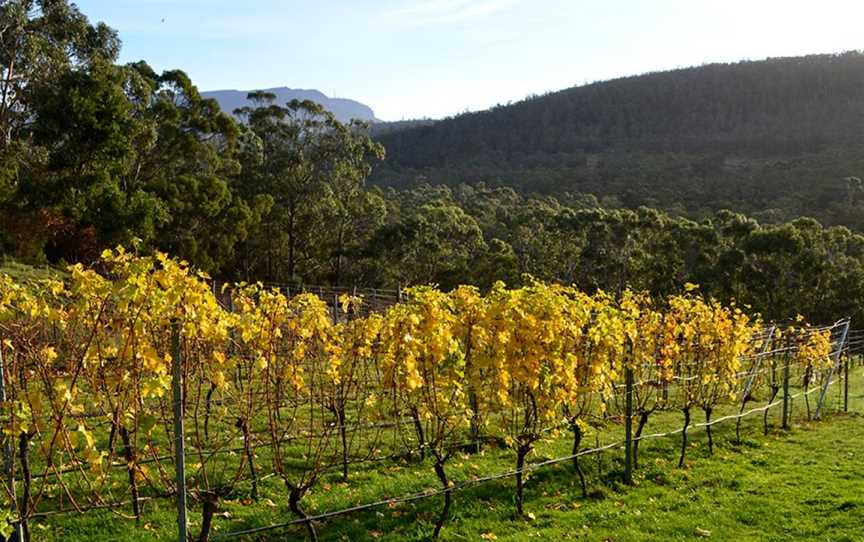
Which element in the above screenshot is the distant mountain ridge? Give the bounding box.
[371,52,864,229]
[203,87,377,123]
[376,52,864,166]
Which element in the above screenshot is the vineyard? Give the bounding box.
[0,249,858,542]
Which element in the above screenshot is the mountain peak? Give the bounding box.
[202,87,377,123]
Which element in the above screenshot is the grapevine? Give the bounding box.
[0,250,843,541]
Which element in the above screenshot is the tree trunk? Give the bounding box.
[204,382,217,442]
[107,414,118,456]
[288,486,317,542]
[287,201,296,281]
[678,408,690,468]
[119,426,141,521]
[410,408,425,460]
[633,411,650,470]
[515,444,531,517]
[465,332,481,454]
[764,386,779,436]
[596,434,602,478]
[704,407,713,455]
[571,423,587,498]
[274,375,283,422]
[236,418,258,501]
[197,492,219,542]
[432,458,452,539]
[333,225,344,285]
[337,404,349,481]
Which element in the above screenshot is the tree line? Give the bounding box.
[3,1,864,325]
[356,183,864,324]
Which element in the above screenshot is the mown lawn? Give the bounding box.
[36,370,864,542]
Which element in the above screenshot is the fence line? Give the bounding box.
[0,297,858,541]
[210,364,852,540]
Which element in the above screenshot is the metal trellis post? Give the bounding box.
[844,353,849,413]
[782,353,791,429]
[624,367,633,485]
[172,322,188,542]
[815,320,850,420]
[741,325,776,402]
[0,342,22,542]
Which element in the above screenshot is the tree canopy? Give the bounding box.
[4,1,864,326]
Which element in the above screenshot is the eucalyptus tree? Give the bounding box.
[0,0,120,254]
[124,63,264,272]
[0,0,119,155]
[233,95,384,283]
[0,1,261,270]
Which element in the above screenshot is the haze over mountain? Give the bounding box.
[372,52,864,228]
[203,87,378,123]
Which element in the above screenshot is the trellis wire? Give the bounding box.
[1,313,857,541]
[210,366,851,540]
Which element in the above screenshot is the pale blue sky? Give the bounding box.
[75,0,864,121]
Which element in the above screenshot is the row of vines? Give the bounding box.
[0,249,838,541]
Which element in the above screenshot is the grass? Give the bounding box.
[0,258,65,282]
[31,364,864,542]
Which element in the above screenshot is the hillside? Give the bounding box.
[203,87,377,123]
[372,52,864,226]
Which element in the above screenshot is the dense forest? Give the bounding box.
[3,1,864,324]
[373,53,864,227]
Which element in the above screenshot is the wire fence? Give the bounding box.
[211,323,856,540]
[0,311,855,542]
[214,281,403,319]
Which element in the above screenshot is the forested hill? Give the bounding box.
[203,87,377,123]
[372,53,864,227]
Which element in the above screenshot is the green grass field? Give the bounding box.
[32,366,864,542]
[0,259,65,282]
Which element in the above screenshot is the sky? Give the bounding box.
[74,0,864,121]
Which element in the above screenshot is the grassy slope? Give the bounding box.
[41,371,864,542]
[0,259,65,282]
